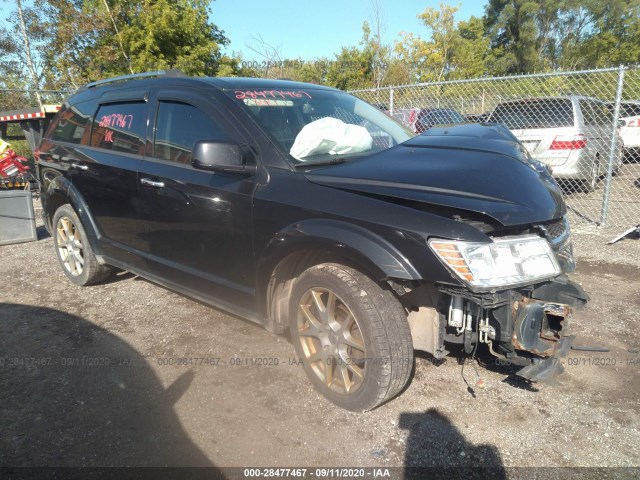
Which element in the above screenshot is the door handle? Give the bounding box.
[71,163,88,171]
[140,178,165,188]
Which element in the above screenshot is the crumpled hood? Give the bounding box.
[304,125,566,226]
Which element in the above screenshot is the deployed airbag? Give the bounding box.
[290,117,373,160]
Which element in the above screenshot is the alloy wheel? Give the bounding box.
[56,216,84,276]
[296,288,366,394]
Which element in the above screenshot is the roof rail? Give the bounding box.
[83,69,186,89]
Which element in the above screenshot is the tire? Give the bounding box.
[289,263,413,411]
[581,159,600,192]
[52,204,112,286]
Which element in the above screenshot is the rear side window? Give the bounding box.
[581,101,613,127]
[491,99,574,129]
[153,101,228,164]
[49,101,93,144]
[90,102,147,154]
[620,103,640,117]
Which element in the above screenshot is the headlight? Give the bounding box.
[429,235,561,290]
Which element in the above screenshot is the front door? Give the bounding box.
[136,90,259,311]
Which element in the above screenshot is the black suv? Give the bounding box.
[38,71,588,411]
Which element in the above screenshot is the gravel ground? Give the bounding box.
[1,199,639,478]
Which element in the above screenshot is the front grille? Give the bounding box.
[536,216,574,272]
[536,217,570,246]
[539,216,569,243]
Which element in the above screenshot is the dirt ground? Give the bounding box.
[1,200,639,478]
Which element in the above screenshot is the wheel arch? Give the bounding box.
[257,219,422,335]
[43,176,103,257]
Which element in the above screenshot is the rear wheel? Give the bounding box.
[581,159,600,192]
[52,204,112,286]
[289,263,413,411]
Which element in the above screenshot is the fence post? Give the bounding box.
[389,88,394,116]
[599,65,626,226]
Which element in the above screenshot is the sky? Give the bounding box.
[211,0,488,62]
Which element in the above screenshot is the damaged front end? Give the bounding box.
[441,275,587,382]
[405,275,589,383]
[405,215,589,383]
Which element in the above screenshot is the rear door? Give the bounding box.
[41,93,150,261]
[136,87,259,310]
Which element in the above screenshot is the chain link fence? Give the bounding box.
[351,66,640,229]
[2,68,640,228]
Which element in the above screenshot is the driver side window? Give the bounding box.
[154,101,229,164]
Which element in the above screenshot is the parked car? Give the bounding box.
[38,72,588,411]
[414,108,465,133]
[465,112,490,123]
[390,107,420,132]
[605,100,640,161]
[488,96,623,191]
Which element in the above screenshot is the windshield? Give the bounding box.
[491,99,575,129]
[226,88,413,163]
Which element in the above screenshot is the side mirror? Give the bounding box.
[191,140,257,176]
[618,119,627,128]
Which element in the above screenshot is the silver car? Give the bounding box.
[488,95,623,191]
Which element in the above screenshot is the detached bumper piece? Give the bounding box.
[516,334,574,382]
[511,292,581,383]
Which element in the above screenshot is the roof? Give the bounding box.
[200,77,337,92]
[67,74,339,105]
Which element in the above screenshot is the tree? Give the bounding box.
[449,16,492,79]
[395,3,464,82]
[561,0,640,68]
[42,0,229,85]
[326,41,375,90]
[484,0,541,74]
[366,0,389,89]
[0,0,52,104]
[117,0,228,75]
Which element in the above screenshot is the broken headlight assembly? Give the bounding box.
[429,235,561,290]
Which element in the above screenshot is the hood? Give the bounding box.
[304,124,565,226]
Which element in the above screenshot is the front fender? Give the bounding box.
[260,219,422,281]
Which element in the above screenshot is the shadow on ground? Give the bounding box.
[400,408,506,479]
[0,303,220,470]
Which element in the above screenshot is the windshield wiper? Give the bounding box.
[293,157,349,169]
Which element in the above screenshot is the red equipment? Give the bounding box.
[0,148,30,178]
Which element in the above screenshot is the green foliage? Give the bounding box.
[120,0,227,76]
[0,0,51,91]
[449,16,492,79]
[1,0,639,97]
[17,0,229,87]
[326,43,375,90]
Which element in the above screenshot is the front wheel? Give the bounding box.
[52,204,112,286]
[289,263,413,411]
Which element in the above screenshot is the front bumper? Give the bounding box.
[439,275,589,382]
